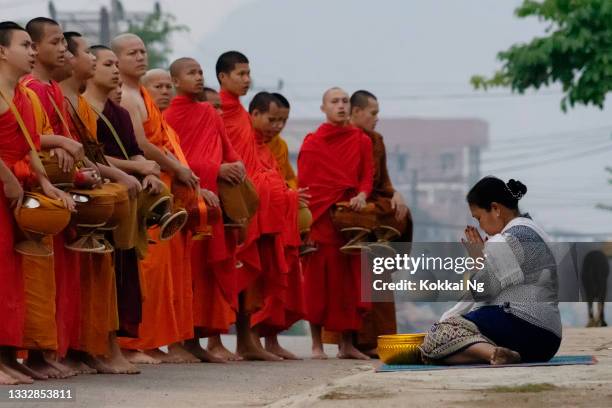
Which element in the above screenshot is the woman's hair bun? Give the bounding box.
[506,179,527,200]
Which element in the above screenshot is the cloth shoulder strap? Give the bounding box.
[89,103,130,160]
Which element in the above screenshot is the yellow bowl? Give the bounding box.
[377,333,426,365]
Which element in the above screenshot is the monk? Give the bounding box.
[322,90,413,356]
[112,33,202,364]
[22,16,85,379]
[298,87,374,360]
[200,87,222,115]
[218,50,302,361]
[141,69,173,111]
[249,91,305,360]
[0,21,75,384]
[60,33,146,375]
[164,57,245,361]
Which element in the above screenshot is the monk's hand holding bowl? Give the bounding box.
[349,192,367,211]
[298,187,311,207]
[59,138,85,164]
[2,172,23,209]
[200,188,220,208]
[117,172,142,199]
[218,162,242,185]
[142,175,164,195]
[50,147,75,173]
[461,225,485,259]
[391,191,408,221]
[40,178,76,212]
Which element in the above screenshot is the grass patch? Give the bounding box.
[488,383,558,393]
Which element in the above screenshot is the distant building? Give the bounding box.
[282,117,489,241]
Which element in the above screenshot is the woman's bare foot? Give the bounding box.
[338,343,371,360]
[311,347,329,360]
[0,365,19,385]
[490,347,521,365]
[0,363,33,384]
[122,350,161,365]
[206,337,243,361]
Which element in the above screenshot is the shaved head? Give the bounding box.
[322,87,347,104]
[142,68,173,110]
[110,33,143,55]
[142,68,171,86]
[169,57,198,78]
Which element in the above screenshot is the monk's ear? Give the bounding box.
[172,76,180,89]
[0,45,7,61]
[320,103,325,114]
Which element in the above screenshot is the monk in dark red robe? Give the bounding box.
[298,87,374,360]
[218,51,296,361]
[164,57,246,361]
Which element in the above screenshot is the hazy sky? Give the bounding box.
[5,0,612,236]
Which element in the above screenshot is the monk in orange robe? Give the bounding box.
[112,33,202,364]
[217,51,301,361]
[249,92,305,360]
[60,34,149,375]
[141,69,173,111]
[298,87,374,360]
[0,21,76,384]
[323,90,413,355]
[164,57,245,361]
[21,17,87,379]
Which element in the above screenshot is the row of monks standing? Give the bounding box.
[0,18,411,385]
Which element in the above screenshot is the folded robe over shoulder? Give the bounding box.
[22,75,81,357]
[164,95,240,335]
[297,123,374,331]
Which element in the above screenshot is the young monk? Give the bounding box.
[164,57,246,362]
[141,69,173,111]
[85,45,171,370]
[22,16,84,379]
[218,51,301,361]
[0,21,75,384]
[298,87,374,360]
[59,34,145,375]
[112,33,202,364]
[322,90,413,356]
[200,87,222,115]
[249,92,305,360]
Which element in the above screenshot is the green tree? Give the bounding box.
[471,0,612,112]
[127,2,188,68]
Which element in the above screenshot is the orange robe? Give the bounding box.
[267,134,297,189]
[163,95,238,335]
[22,75,81,356]
[65,95,119,356]
[297,123,373,331]
[0,85,39,348]
[120,87,197,349]
[219,90,294,330]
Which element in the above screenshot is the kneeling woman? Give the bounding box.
[420,177,561,365]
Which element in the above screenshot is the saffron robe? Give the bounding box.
[219,90,292,325]
[297,123,374,331]
[267,134,297,190]
[164,95,239,335]
[0,85,40,348]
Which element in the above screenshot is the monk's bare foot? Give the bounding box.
[265,344,301,360]
[362,348,379,358]
[41,353,77,378]
[311,347,329,360]
[205,340,242,361]
[0,365,19,385]
[61,354,97,375]
[122,350,161,365]
[6,359,48,380]
[0,363,33,384]
[338,344,370,360]
[99,346,140,374]
[182,339,226,363]
[81,355,120,374]
[162,344,201,364]
[25,358,64,379]
[490,347,521,365]
[238,349,283,361]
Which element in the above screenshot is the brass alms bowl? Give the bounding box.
[377,333,426,365]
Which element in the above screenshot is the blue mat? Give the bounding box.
[376,355,597,372]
